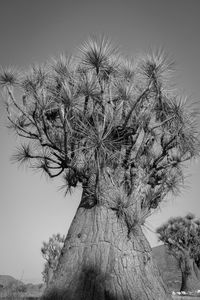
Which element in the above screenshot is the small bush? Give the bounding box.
[16,283,27,293]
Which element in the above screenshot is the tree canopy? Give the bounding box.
[41,233,65,285]
[1,37,199,217]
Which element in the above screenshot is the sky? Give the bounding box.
[0,0,200,284]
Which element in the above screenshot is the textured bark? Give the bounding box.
[180,255,200,292]
[47,267,53,287]
[43,191,171,300]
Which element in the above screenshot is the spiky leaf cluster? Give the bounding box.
[1,37,199,213]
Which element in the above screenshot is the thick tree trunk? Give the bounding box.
[180,256,200,292]
[43,192,171,300]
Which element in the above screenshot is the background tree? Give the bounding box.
[41,233,65,286]
[1,37,199,300]
[157,213,200,292]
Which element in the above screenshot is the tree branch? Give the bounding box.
[6,87,35,126]
[150,116,175,131]
[122,86,150,129]
[7,116,39,139]
[45,167,64,178]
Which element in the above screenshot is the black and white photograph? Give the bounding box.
[0,1,200,299]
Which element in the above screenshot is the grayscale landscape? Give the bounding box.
[0,1,200,299]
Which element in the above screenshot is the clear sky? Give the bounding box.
[0,0,200,284]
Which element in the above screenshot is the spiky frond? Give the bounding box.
[11,144,32,166]
[164,166,184,196]
[139,48,175,83]
[77,71,99,97]
[51,54,76,80]
[79,36,119,74]
[119,57,135,82]
[59,169,79,195]
[0,67,20,87]
[114,80,135,103]
[21,64,48,94]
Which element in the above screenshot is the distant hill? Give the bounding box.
[0,275,44,298]
[152,244,182,292]
[0,275,22,288]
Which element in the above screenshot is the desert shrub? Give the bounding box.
[16,283,27,293]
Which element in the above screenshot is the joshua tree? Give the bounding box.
[1,37,199,299]
[157,214,200,292]
[41,233,65,286]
